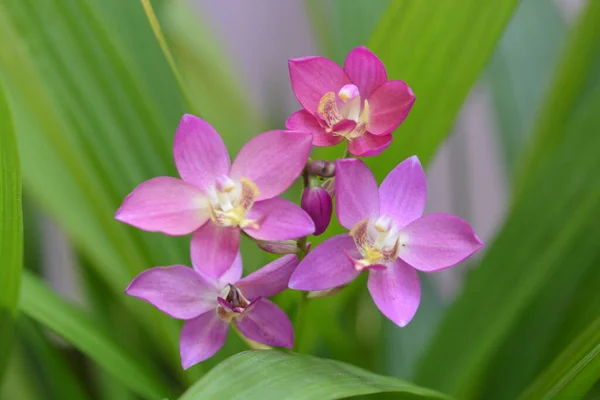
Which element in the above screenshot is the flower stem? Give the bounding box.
[341,144,350,159]
[293,292,308,352]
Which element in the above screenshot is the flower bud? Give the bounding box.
[257,240,299,255]
[301,186,332,236]
[321,178,335,198]
[306,160,335,178]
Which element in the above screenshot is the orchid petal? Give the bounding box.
[215,252,243,288]
[285,110,343,147]
[237,254,299,300]
[288,56,350,113]
[191,223,240,279]
[244,197,315,241]
[335,159,379,230]
[347,132,393,157]
[367,80,415,135]
[230,130,312,201]
[115,177,209,235]
[399,213,483,272]
[173,114,231,190]
[125,266,218,320]
[289,234,361,291]
[368,259,421,327]
[379,156,426,228]
[236,298,293,348]
[344,46,387,99]
[180,311,228,369]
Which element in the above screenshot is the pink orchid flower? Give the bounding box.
[286,46,415,157]
[289,157,483,327]
[116,114,315,278]
[126,251,297,369]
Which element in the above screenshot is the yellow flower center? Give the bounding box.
[316,85,370,140]
[207,177,260,229]
[350,215,401,270]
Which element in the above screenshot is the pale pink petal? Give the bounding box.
[301,186,332,236]
[236,298,293,348]
[399,213,484,272]
[288,56,351,113]
[230,130,312,201]
[368,259,421,327]
[237,255,299,299]
[215,252,243,288]
[191,223,241,280]
[288,234,361,291]
[367,81,415,135]
[286,110,344,147]
[115,177,209,235]
[379,156,427,228]
[348,132,393,157]
[343,46,387,99]
[125,266,218,320]
[335,159,379,230]
[173,114,231,190]
[180,311,228,369]
[244,197,315,241]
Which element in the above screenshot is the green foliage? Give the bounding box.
[415,2,600,398]
[179,351,450,400]
[0,79,22,378]
[19,271,170,400]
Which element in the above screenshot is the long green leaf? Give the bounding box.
[0,79,22,378]
[19,271,170,400]
[365,0,519,170]
[519,316,600,399]
[414,3,600,396]
[179,351,450,400]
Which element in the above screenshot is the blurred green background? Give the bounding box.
[1,0,600,399]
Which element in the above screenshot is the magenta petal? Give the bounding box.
[237,254,299,299]
[173,114,231,190]
[348,132,392,157]
[335,159,379,230]
[125,266,218,320]
[286,110,343,147]
[399,213,484,272]
[236,298,293,348]
[344,46,387,99]
[244,197,315,241]
[367,80,415,135]
[230,130,312,201]
[368,259,421,327]
[289,234,361,291]
[301,187,332,236]
[115,177,209,235]
[288,56,351,113]
[191,223,241,279]
[180,311,228,369]
[379,156,427,228]
[215,252,243,288]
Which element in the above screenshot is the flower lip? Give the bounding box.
[349,216,401,268]
[207,177,260,228]
[216,284,251,321]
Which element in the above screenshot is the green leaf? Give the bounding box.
[19,271,170,400]
[365,0,520,171]
[519,316,600,399]
[179,350,450,400]
[414,3,600,396]
[0,78,22,378]
[486,0,566,173]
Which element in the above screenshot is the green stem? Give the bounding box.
[341,144,350,159]
[293,292,308,352]
[139,0,196,114]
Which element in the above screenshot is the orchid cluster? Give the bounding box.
[116,46,483,369]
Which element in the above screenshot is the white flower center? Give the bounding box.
[216,284,251,322]
[206,177,260,228]
[350,215,401,269]
[316,84,369,140]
